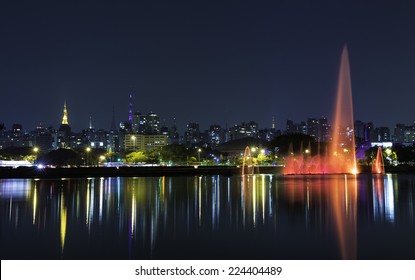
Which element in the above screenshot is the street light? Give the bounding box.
[260,149,266,165]
[86,147,91,167]
[33,147,39,165]
[131,135,136,151]
[198,148,202,163]
[99,155,106,166]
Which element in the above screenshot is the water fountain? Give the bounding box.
[242,146,254,176]
[284,46,357,174]
[372,146,385,174]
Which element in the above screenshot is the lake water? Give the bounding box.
[1,173,415,259]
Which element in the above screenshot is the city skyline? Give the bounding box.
[1,1,414,132]
[1,97,414,135]
[1,98,414,152]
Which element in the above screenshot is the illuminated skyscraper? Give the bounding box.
[146,112,160,134]
[132,112,160,135]
[307,118,319,140]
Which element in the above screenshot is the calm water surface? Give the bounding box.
[1,174,415,259]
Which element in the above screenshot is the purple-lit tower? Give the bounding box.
[128,94,133,123]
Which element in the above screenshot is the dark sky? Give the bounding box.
[1,0,414,133]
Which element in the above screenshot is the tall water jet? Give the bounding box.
[372,147,385,174]
[242,146,254,175]
[329,45,357,174]
[283,46,357,174]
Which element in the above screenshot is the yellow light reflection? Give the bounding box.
[262,175,265,223]
[131,188,136,237]
[161,176,165,201]
[60,192,67,254]
[86,183,90,225]
[199,176,202,225]
[32,186,37,224]
[252,175,256,226]
[241,176,246,228]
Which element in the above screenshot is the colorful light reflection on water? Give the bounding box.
[1,174,415,259]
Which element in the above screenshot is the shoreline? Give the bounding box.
[0,165,244,179]
[1,165,414,179]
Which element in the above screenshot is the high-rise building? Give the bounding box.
[3,123,29,147]
[299,121,307,135]
[89,129,108,149]
[132,112,160,135]
[146,112,160,134]
[394,123,415,143]
[160,126,169,136]
[208,124,225,147]
[168,118,180,144]
[124,133,168,152]
[407,123,415,143]
[12,123,23,139]
[366,122,376,142]
[34,123,53,152]
[307,118,319,140]
[228,121,258,140]
[245,121,258,137]
[0,123,5,149]
[374,127,391,142]
[185,123,200,145]
[132,112,142,133]
[228,124,245,140]
[354,120,369,142]
[285,120,296,134]
[285,120,306,135]
[318,117,330,142]
[5,123,32,147]
[394,123,405,142]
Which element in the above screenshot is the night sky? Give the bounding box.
[1,0,414,133]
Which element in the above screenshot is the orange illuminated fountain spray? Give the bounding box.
[329,45,357,174]
[284,46,357,174]
[372,147,385,174]
[242,146,254,176]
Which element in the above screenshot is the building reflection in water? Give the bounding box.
[372,174,395,223]
[1,174,414,259]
